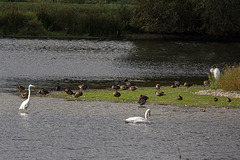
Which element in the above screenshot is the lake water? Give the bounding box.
[1,38,240,159]
[1,93,240,160]
[1,38,240,93]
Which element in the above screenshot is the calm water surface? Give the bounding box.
[1,93,240,160]
[1,38,240,159]
[1,38,240,93]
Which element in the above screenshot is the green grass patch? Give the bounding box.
[42,86,240,108]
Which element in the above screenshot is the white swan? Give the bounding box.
[19,84,35,111]
[124,109,151,123]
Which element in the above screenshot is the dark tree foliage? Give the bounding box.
[131,0,240,37]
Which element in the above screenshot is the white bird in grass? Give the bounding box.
[210,67,220,80]
[124,109,151,123]
[19,84,35,111]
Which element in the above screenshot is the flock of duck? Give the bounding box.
[16,74,232,123]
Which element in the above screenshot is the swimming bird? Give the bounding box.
[65,88,74,95]
[19,92,28,99]
[16,83,25,92]
[73,91,83,98]
[200,108,206,112]
[214,97,218,102]
[155,91,165,96]
[124,109,151,123]
[38,88,49,95]
[113,91,121,97]
[19,84,35,111]
[177,95,183,100]
[155,84,160,90]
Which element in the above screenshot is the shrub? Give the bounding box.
[214,63,240,91]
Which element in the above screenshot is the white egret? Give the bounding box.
[210,67,220,80]
[19,84,35,111]
[124,109,151,123]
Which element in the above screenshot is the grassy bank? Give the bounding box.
[40,86,240,108]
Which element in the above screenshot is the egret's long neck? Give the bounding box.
[27,86,31,101]
[145,110,150,120]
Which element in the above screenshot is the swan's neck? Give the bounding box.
[145,109,150,120]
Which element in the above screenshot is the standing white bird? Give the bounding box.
[19,84,35,111]
[124,109,151,123]
[210,67,220,80]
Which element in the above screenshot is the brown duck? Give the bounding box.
[38,88,49,95]
[155,91,165,96]
[177,95,183,100]
[113,91,121,97]
[73,91,83,98]
[65,88,74,95]
[16,83,25,92]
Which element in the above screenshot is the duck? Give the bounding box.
[174,81,180,87]
[155,91,165,96]
[16,83,25,92]
[184,82,192,87]
[214,97,218,102]
[38,88,49,95]
[155,84,160,90]
[138,99,147,105]
[200,108,206,112]
[120,85,128,90]
[113,91,121,97]
[112,85,120,90]
[138,95,149,101]
[129,85,138,91]
[124,109,151,123]
[78,84,88,90]
[138,95,149,105]
[226,98,231,102]
[73,91,83,98]
[171,84,176,88]
[65,88,74,95]
[177,95,183,100]
[203,80,210,86]
[56,85,61,91]
[19,92,28,99]
[124,78,135,87]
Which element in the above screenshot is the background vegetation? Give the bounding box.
[0,0,240,40]
[214,64,240,91]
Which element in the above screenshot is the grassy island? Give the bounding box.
[40,86,240,108]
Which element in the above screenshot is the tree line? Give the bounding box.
[0,0,240,40]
